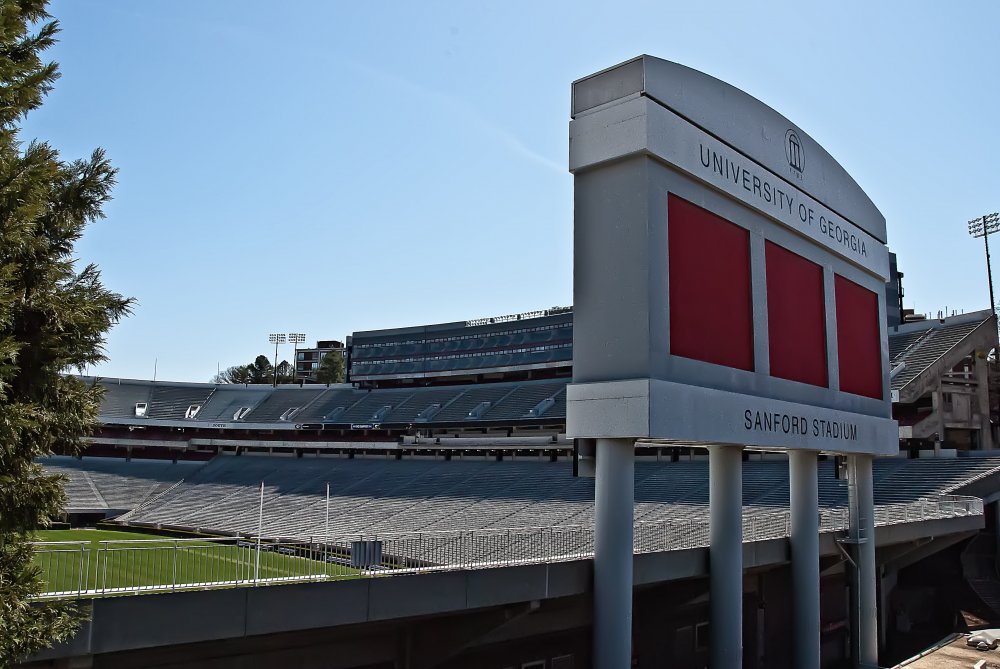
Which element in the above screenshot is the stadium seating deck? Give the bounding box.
[40,456,198,512]
[889,316,992,391]
[483,382,566,419]
[147,385,215,419]
[287,387,366,423]
[243,387,326,422]
[88,377,571,426]
[45,454,1000,543]
[99,382,153,418]
[185,386,271,422]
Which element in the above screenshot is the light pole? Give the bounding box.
[968,212,1000,316]
[268,333,286,387]
[289,333,306,383]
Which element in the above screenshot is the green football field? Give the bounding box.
[33,528,361,595]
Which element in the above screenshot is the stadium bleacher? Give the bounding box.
[40,456,198,513]
[48,454,999,544]
[242,387,326,422]
[87,376,570,428]
[287,387,366,423]
[162,385,268,422]
[97,381,153,418]
[890,318,989,392]
[146,384,216,420]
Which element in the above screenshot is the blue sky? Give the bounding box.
[26,1,1000,382]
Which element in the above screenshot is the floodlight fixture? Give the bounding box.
[968,212,1000,238]
[268,333,287,387]
[288,333,307,382]
[967,212,1000,316]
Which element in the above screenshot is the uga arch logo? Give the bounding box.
[785,129,804,173]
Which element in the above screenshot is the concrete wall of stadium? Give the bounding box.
[23,515,983,669]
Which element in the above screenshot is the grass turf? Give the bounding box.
[33,528,360,594]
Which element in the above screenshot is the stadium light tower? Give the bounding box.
[268,333,286,387]
[288,333,306,382]
[968,212,1000,316]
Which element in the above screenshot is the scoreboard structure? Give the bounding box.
[565,56,891,669]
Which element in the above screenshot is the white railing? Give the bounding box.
[32,541,91,598]
[32,495,983,599]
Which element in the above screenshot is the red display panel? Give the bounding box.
[765,241,828,387]
[668,194,753,371]
[835,274,882,399]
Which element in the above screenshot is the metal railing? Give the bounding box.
[32,494,983,599]
[32,541,91,598]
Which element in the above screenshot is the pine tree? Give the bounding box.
[0,1,133,663]
[314,350,345,384]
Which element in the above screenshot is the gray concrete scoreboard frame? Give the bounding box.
[566,55,897,456]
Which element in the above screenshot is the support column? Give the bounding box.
[848,454,878,669]
[975,353,994,451]
[709,444,743,669]
[790,450,820,669]
[994,501,1000,558]
[593,437,635,669]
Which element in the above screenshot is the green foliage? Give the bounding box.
[212,354,294,385]
[314,350,345,384]
[0,1,133,663]
[212,363,251,384]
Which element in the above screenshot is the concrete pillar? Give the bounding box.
[975,353,993,451]
[593,437,635,669]
[790,450,821,669]
[993,500,1000,563]
[847,454,878,669]
[879,567,897,652]
[709,444,743,669]
[931,387,946,449]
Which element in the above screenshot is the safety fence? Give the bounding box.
[32,494,983,599]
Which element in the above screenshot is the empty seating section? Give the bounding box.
[337,390,418,424]
[890,320,984,390]
[432,384,520,422]
[93,378,571,425]
[350,325,572,362]
[46,464,105,510]
[194,387,270,421]
[877,458,1000,502]
[147,385,215,419]
[98,382,152,418]
[290,388,366,422]
[349,316,573,380]
[244,388,326,422]
[39,456,195,512]
[386,387,471,423]
[483,382,566,420]
[888,330,927,361]
[76,454,1000,554]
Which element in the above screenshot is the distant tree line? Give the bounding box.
[212,355,292,385]
[212,351,345,385]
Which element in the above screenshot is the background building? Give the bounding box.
[294,340,344,383]
[346,306,572,388]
